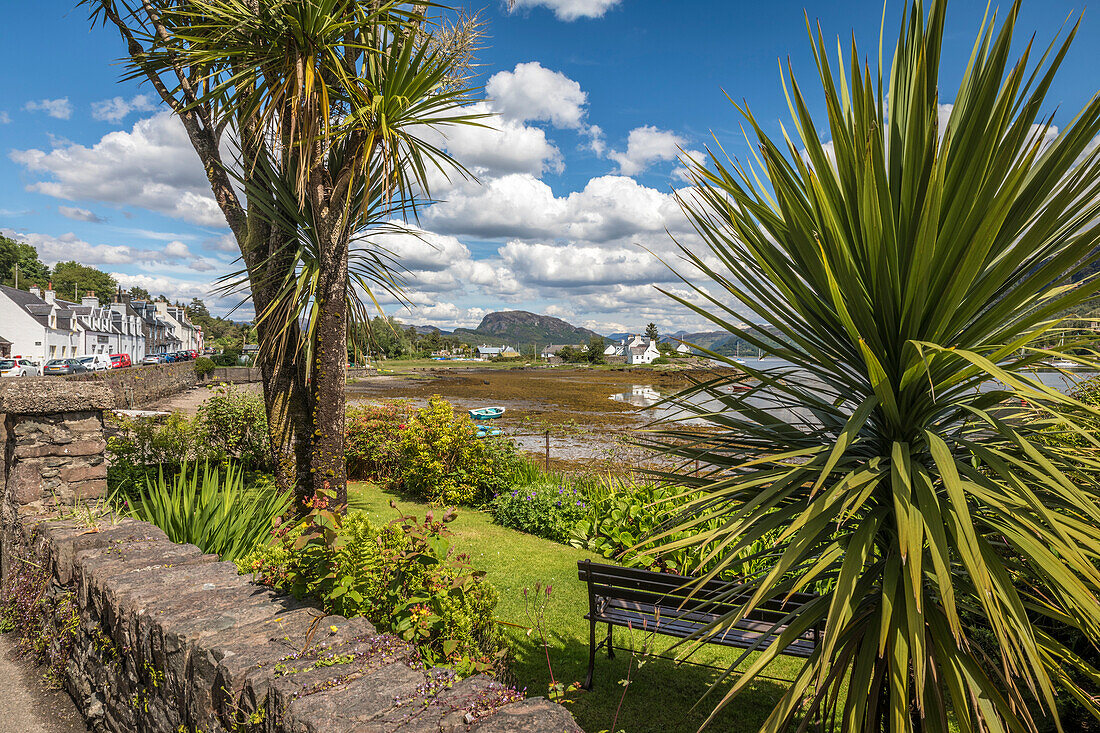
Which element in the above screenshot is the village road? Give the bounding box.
[0,633,87,733]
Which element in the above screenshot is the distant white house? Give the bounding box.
[0,284,80,362]
[604,334,660,364]
[476,344,520,360]
[628,339,661,365]
[675,342,692,354]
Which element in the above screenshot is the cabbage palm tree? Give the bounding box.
[82,0,482,507]
[648,1,1100,730]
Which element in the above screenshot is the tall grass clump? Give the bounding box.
[129,462,289,561]
[647,1,1100,731]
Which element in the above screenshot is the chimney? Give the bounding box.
[44,282,56,305]
[29,285,42,299]
[82,292,100,309]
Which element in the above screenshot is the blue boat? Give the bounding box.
[469,406,505,420]
[476,425,503,438]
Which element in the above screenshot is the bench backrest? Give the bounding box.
[578,559,815,625]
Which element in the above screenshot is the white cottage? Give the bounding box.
[0,284,80,362]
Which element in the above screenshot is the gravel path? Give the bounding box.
[0,633,88,733]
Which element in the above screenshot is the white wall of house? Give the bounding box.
[0,296,49,361]
[628,341,661,365]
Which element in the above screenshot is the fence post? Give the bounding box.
[545,430,550,471]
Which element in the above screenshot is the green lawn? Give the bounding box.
[348,482,802,733]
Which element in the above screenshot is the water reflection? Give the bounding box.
[608,385,663,407]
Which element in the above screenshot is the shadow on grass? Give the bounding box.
[505,624,795,733]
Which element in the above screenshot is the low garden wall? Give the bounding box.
[210,366,263,384]
[66,361,198,408]
[0,379,579,733]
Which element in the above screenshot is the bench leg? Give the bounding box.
[606,624,615,659]
[583,618,597,690]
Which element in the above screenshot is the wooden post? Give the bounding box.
[545,430,550,471]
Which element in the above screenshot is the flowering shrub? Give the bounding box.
[489,483,589,543]
[239,494,505,673]
[398,396,519,505]
[345,400,414,480]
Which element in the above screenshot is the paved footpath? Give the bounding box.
[0,633,88,733]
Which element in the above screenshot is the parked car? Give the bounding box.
[109,353,132,369]
[44,359,89,375]
[0,358,42,377]
[78,354,111,372]
[142,354,164,365]
[188,349,198,359]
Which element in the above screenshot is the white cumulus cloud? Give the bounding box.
[608,125,691,176]
[91,95,156,123]
[508,0,620,21]
[486,62,589,129]
[11,111,223,226]
[24,98,72,120]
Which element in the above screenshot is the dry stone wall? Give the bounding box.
[0,380,581,733]
[66,362,198,407]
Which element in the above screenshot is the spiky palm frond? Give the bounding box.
[645,2,1100,731]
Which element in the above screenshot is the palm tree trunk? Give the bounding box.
[308,225,349,507]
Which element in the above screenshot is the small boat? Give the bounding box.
[469,406,506,420]
[476,425,503,438]
[1050,359,1078,369]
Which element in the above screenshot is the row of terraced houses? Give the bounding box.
[0,284,203,362]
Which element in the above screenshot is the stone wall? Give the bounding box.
[1,509,579,733]
[210,366,263,384]
[66,362,198,408]
[0,380,581,733]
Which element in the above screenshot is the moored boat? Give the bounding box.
[469,406,506,420]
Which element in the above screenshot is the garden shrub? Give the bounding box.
[195,384,270,469]
[398,395,520,505]
[212,348,240,366]
[489,482,589,543]
[194,356,216,378]
[345,400,414,480]
[240,495,504,673]
[107,411,200,497]
[569,477,775,578]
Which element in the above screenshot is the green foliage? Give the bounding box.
[195,384,270,469]
[107,391,271,499]
[240,495,504,671]
[212,349,240,366]
[129,462,288,561]
[193,356,215,378]
[398,395,519,505]
[489,482,590,543]
[644,323,658,341]
[652,1,1100,730]
[345,400,414,480]
[107,412,200,496]
[0,234,50,290]
[49,260,118,303]
[585,335,606,364]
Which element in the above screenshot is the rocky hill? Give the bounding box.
[450,310,603,351]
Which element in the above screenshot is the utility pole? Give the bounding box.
[12,262,18,289]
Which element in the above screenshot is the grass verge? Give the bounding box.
[348,482,800,733]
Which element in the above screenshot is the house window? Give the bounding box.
[49,346,56,357]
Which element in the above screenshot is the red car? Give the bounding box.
[109,353,132,369]
[188,349,198,359]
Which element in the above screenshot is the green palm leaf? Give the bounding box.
[644,2,1100,731]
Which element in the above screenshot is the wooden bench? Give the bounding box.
[578,559,821,689]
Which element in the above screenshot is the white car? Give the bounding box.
[78,354,111,372]
[0,358,42,377]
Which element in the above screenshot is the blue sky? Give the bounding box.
[1,0,1098,332]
